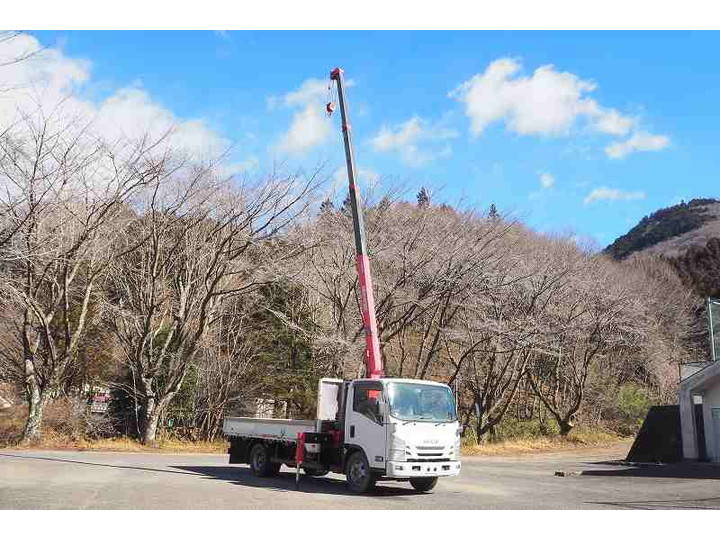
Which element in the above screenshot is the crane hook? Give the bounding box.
[325,101,335,117]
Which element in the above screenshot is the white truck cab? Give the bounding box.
[345,378,461,486]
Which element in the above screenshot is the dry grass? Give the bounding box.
[75,436,228,453]
[1,400,228,453]
[0,405,26,443]
[4,433,228,453]
[1,407,227,453]
[461,428,629,457]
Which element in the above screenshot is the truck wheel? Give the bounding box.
[250,443,277,477]
[345,451,376,493]
[409,477,438,492]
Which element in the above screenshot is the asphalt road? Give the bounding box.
[1,444,719,509]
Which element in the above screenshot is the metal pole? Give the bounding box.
[330,67,383,379]
[709,298,718,363]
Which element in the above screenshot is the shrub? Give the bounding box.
[615,383,652,435]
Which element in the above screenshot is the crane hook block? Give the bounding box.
[326,102,335,116]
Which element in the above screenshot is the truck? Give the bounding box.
[223,67,462,493]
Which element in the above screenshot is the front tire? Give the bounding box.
[250,443,279,477]
[410,477,438,492]
[345,451,376,493]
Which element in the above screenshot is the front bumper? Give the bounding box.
[385,460,461,478]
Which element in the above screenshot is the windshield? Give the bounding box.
[387,382,457,423]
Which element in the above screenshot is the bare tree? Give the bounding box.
[0,112,156,442]
[106,166,315,444]
[524,248,640,436]
[186,295,267,439]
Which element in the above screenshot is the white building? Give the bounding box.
[679,361,720,462]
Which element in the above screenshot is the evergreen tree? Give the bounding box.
[417,187,431,208]
[319,198,335,215]
[489,203,498,220]
[376,196,391,213]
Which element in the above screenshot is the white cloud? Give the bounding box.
[605,131,670,159]
[273,77,335,154]
[278,102,331,154]
[539,172,555,189]
[592,109,635,136]
[449,58,635,138]
[92,87,229,160]
[372,116,423,150]
[583,187,646,205]
[0,33,230,163]
[282,78,327,107]
[0,33,90,118]
[370,116,457,167]
[223,156,260,176]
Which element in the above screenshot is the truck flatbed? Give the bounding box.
[223,417,316,442]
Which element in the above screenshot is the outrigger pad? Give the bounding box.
[626,405,683,463]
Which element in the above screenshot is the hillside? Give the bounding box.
[605,198,720,260]
[605,198,720,298]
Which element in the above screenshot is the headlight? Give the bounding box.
[390,437,407,462]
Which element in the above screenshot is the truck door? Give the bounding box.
[347,381,387,471]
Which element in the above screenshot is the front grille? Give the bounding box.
[415,445,444,451]
[407,458,448,462]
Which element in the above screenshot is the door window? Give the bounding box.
[353,383,384,425]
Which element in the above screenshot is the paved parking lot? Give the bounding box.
[1,444,718,509]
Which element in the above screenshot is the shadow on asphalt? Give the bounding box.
[580,460,720,480]
[0,452,199,476]
[0,453,423,498]
[172,465,427,497]
[573,460,720,509]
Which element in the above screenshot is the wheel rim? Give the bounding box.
[253,448,265,470]
[349,458,367,485]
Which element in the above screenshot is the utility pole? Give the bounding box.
[330,67,383,379]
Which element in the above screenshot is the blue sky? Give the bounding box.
[24,30,720,246]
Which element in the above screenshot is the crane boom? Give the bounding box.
[330,67,383,379]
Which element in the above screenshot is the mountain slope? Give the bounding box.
[605,198,720,260]
[605,198,720,298]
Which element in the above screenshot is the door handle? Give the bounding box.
[350,426,355,438]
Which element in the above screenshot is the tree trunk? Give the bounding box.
[141,398,162,446]
[558,417,574,436]
[21,364,46,443]
[475,405,496,444]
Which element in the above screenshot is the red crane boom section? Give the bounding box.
[330,67,384,379]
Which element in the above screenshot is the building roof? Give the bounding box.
[680,361,720,393]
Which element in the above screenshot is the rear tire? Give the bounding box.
[345,451,376,493]
[409,477,438,492]
[250,443,278,477]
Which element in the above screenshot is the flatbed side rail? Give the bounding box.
[223,417,316,442]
